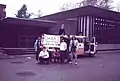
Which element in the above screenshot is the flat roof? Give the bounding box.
[2,17,57,27]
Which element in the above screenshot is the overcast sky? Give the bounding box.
[0,0,120,18]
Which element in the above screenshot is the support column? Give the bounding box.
[86,16,90,37]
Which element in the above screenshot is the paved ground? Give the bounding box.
[0,52,120,81]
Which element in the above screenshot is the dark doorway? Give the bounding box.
[18,35,35,48]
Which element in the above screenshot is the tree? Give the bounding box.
[96,0,114,10]
[31,10,43,18]
[60,3,79,11]
[116,1,120,12]
[15,4,32,18]
[60,0,113,11]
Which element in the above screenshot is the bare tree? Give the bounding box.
[31,10,43,18]
[116,2,120,12]
[60,0,114,11]
[97,0,114,10]
[60,3,74,11]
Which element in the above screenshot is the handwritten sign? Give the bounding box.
[42,34,60,48]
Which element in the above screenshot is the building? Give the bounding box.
[1,4,120,48]
[0,17,56,48]
[0,4,6,19]
[0,4,56,48]
[38,6,120,44]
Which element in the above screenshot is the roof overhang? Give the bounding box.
[2,17,57,27]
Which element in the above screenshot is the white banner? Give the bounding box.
[42,34,60,48]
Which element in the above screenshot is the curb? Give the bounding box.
[97,49,120,51]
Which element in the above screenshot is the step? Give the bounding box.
[3,48,36,55]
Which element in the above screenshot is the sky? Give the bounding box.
[0,0,120,18]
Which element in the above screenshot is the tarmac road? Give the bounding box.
[0,52,120,81]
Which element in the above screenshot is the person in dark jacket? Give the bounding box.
[53,48,60,63]
[59,24,65,35]
[64,35,71,63]
[34,36,43,63]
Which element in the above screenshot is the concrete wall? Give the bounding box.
[65,20,77,35]
[47,21,63,35]
[48,19,77,35]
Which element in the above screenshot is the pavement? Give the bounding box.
[0,52,120,81]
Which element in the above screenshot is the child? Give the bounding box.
[53,48,60,63]
[60,39,67,64]
[39,47,50,64]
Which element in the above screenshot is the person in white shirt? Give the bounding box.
[39,47,50,64]
[60,39,67,64]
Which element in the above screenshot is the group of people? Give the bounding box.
[34,24,79,65]
[34,35,79,65]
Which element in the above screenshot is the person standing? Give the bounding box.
[64,35,71,63]
[60,39,67,64]
[59,24,65,35]
[69,36,79,65]
[34,36,43,63]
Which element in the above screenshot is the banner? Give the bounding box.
[42,34,60,48]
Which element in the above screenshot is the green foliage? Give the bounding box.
[15,4,32,18]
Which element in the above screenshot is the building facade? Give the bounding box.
[38,6,120,44]
[1,4,120,48]
[0,17,56,48]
